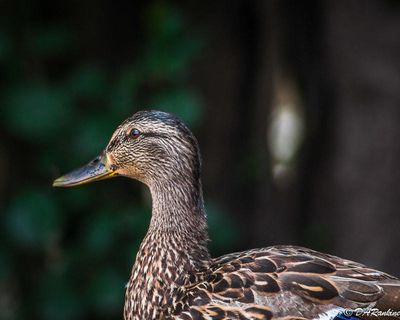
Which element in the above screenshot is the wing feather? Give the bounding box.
[169,246,400,319]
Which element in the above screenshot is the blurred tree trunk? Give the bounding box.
[251,0,301,247]
[308,0,400,276]
[192,1,297,250]
[192,0,267,251]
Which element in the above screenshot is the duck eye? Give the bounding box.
[129,128,141,139]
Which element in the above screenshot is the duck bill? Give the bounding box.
[53,153,118,187]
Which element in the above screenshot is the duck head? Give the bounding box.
[53,110,201,188]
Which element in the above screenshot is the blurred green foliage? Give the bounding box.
[0,2,238,320]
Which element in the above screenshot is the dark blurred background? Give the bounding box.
[1,1,400,319]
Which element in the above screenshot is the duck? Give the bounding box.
[53,110,400,320]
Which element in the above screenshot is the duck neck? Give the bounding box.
[124,177,210,320]
[148,176,210,268]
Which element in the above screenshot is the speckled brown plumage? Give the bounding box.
[54,110,400,320]
[165,246,400,319]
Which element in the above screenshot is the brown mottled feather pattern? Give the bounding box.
[58,111,400,320]
[162,246,399,319]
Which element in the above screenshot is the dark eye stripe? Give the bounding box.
[142,132,169,139]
